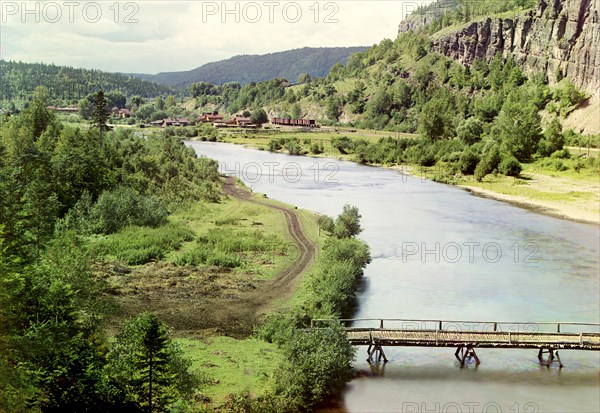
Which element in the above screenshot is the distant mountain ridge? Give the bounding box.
[132,47,369,88]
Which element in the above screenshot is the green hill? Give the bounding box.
[0,60,173,108]
[133,47,369,88]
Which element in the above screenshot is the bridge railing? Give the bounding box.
[310,318,600,334]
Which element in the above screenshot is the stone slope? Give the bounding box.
[407,0,600,97]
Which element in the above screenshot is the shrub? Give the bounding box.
[284,138,304,155]
[274,326,355,410]
[458,149,480,175]
[310,141,324,154]
[267,138,282,152]
[317,215,335,233]
[416,150,436,167]
[174,228,279,268]
[333,205,362,239]
[550,148,570,159]
[474,145,501,181]
[550,159,568,171]
[553,80,587,116]
[331,136,355,154]
[456,117,484,145]
[543,118,565,153]
[91,187,168,234]
[499,155,522,177]
[537,139,553,157]
[96,223,194,265]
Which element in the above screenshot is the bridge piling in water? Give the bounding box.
[538,348,563,368]
[367,342,388,363]
[455,345,480,366]
[310,318,600,368]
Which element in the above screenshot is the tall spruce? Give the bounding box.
[91,90,110,130]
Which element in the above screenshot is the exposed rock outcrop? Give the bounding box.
[416,0,599,97]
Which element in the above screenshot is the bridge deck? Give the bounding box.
[345,329,600,350]
[311,319,600,365]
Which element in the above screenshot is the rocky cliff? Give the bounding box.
[417,0,599,97]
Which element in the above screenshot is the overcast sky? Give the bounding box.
[0,1,432,74]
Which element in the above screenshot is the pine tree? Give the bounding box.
[107,313,201,412]
[91,90,109,130]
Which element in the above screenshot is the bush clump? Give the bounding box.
[458,149,480,175]
[91,187,168,234]
[499,155,522,177]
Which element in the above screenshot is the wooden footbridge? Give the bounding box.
[310,318,600,367]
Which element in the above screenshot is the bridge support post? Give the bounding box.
[367,343,388,363]
[538,348,563,368]
[455,345,480,366]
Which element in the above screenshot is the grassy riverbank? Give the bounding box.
[212,132,600,225]
[163,187,369,411]
[93,180,328,407]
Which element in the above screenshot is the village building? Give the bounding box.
[198,111,223,123]
[234,115,252,126]
[149,118,189,127]
[270,117,317,127]
[47,105,78,113]
[111,107,132,118]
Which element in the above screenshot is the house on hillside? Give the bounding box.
[198,111,223,123]
[234,115,252,126]
[48,105,78,113]
[111,107,132,118]
[149,118,189,127]
[163,118,189,127]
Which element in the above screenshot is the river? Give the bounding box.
[187,141,600,413]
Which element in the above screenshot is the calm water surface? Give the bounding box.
[188,142,600,413]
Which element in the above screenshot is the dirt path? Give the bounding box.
[221,176,317,291]
[106,177,318,338]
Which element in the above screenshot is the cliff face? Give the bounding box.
[424,0,599,97]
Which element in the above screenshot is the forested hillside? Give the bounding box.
[0,87,221,411]
[399,0,536,33]
[0,60,173,109]
[134,47,368,87]
[0,87,371,412]
[184,0,595,185]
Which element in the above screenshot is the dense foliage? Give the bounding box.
[249,31,594,182]
[409,0,537,33]
[0,60,173,110]
[0,87,219,412]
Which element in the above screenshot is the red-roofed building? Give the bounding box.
[235,115,252,126]
[162,118,189,127]
[199,111,224,123]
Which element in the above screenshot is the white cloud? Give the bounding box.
[0,1,432,73]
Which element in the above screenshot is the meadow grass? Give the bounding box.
[96,178,337,407]
[167,195,302,281]
[94,222,195,265]
[177,337,283,403]
[94,192,306,279]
